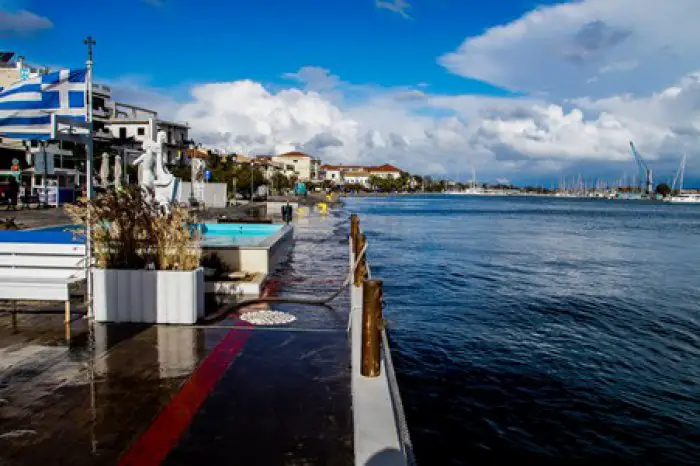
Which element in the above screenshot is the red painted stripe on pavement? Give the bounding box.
[261,277,280,297]
[118,324,253,466]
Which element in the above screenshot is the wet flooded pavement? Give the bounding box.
[0,207,353,465]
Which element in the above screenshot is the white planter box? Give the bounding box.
[92,268,204,324]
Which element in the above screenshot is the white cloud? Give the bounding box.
[376,0,411,19]
[174,80,360,156]
[131,66,693,181]
[439,0,700,99]
[0,9,52,35]
[599,60,639,75]
[99,2,700,183]
[283,67,341,93]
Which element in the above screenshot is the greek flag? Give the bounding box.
[0,68,87,141]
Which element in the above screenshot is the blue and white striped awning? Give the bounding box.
[0,69,87,141]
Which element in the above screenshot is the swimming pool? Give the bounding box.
[1,222,294,273]
[198,223,284,247]
[4,223,284,247]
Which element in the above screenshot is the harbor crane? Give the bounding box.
[629,141,654,197]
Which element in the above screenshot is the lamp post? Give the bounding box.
[83,35,96,319]
[188,142,195,202]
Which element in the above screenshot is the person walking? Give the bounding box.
[6,177,19,211]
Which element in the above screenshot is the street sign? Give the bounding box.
[50,114,91,143]
[34,150,55,175]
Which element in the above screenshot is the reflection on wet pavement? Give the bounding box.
[0,207,353,465]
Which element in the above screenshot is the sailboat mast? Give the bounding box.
[680,153,686,193]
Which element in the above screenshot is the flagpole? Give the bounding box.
[84,36,95,319]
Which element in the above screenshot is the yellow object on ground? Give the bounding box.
[317,202,328,215]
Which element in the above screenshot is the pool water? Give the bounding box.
[4,223,283,247]
[198,223,283,247]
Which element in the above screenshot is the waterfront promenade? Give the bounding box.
[0,210,354,465]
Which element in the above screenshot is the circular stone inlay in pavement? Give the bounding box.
[240,310,297,326]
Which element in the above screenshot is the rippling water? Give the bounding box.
[344,195,700,465]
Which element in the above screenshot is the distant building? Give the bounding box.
[254,155,296,180]
[271,151,320,182]
[0,53,45,91]
[100,101,190,165]
[320,164,364,184]
[343,170,371,188]
[320,163,403,185]
[367,164,402,180]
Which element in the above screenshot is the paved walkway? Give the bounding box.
[0,209,353,465]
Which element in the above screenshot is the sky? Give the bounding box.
[2,0,700,186]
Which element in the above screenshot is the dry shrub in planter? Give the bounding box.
[65,187,201,270]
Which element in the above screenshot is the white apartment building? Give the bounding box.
[254,156,296,180]
[320,164,364,184]
[343,170,371,188]
[320,163,402,185]
[101,102,190,165]
[271,152,320,182]
[367,164,402,180]
[323,167,344,183]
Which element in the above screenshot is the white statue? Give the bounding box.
[134,130,179,205]
[133,130,180,205]
[153,131,174,185]
[133,145,156,191]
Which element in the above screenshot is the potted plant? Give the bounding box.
[66,188,204,324]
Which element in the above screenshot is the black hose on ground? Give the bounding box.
[202,242,367,323]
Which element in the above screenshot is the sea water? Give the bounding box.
[344,195,700,465]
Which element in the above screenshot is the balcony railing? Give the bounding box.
[92,83,112,95]
[92,107,110,118]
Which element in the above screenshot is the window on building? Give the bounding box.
[332,173,336,179]
[293,160,298,163]
[137,127,145,136]
[119,127,127,139]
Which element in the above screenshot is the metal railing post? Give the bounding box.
[361,279,383,377]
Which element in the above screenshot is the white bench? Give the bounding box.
[0,242,87,324]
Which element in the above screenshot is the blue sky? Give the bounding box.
[2,0,700,185]
[6,0,551,94]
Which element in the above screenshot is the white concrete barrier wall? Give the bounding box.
[350,239,408,466]
[179,182,229,208]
